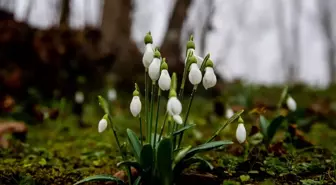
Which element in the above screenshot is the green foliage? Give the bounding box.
[259,115,286,144]
[127,129,142,161]
[73,175,125,185]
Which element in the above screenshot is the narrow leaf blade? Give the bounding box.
[172,124,196,137]
[259,115,269,137]
[73,175,125,185]
[157,138,173,185]
[98,96,109,114]
[127,129,141,162]
[267,115,286,141]
[185,140,233,159]
[117,161,142,174]
[140,144,153,172]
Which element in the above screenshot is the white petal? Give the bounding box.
[173,115,183,124]
[286,96,297,111]
[142,44,154,68]
[167,97,182,116]
[130,96,142,117]
[98,119,108,133]
[236,123,246,144]
[148,58,161,81]
[158,70,171,91]
[195,55,204,68]
[202,67,217,89]
[188,63,202,85]
[225,108,234,119]
[75,91,84,103]
[107,88,117,101]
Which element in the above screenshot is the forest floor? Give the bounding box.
[1,84,336,185]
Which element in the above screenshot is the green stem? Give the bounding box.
[107,116,132,185]
[145,69,149,142]
[177,85,197,148]
[172,122,178,149]
[139,116,143,146]
[149,81,156,145]
[153,89,161,150]
[158,112,168,141]
[178,52,192,100]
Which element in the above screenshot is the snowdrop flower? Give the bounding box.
[158,59,171,91]
[167,91,183,124]
[202,60,217,89]
[195,55,204,68]
[286,95,296,111]
[98,117,108,133]
[236,117,246,144]
[107,88,117,101]
[142,32,154,68]
[75,91,84,104]
[225,108,234,119]
[188,62,202,85]
[130,88,142,117]
[148,49,161,81]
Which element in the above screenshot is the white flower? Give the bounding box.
[167,97,182,116]
[236,123,246,144]
[142,44,154,68]
[148,58,161,81]
[195,55,204,68]
[75,91,84,104]
[225,108,234,119]
[158,69,171,91]
[202,67,217,89]
[173,115,183,124]
[188,63,202,85]
[107,88,117,101]
[98,118,108,133]
[286,96,297,111]
[130,96,142,117]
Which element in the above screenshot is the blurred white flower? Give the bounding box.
[158,69,171,91]
[75,91,84,104]
[195,55,204,68]
[142,44,154,68]
[130,96,142,117]
[167,97,182,116]
[148,58,161,81]
[98,118,108,133]
[236,123,246,144]
[107,88,117,101]
[286,96,297,111]
[202,67,217,89]
[225,108,234,119]
[188,63,202,85]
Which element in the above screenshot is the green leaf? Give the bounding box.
[117,161,142,174]
[157,138,173,185]
[133,176,142,185]
[127,129,142,162]
[185,140,233,159]
[259,115,269,137]
[172,124,196,137]
[140,144,153,172]
[98,96,109,114]
[267,115,286,141]
[173,146,192,168]
[73,175,125,185]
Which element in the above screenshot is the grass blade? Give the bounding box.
[73,175,125,185]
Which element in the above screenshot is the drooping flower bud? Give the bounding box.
[202,60,217,89]
[225,108,234,119]
[158,59,171,91]
[188,63,202,85]
[130,87,142,117]
[236,117,246,144]
[148,49,161,81]
[142,32,154,68]
[173,115,183,125]
[107,88,117,101]
[286,95,296,111]
[167,90,183,124]
[98,115,108,133]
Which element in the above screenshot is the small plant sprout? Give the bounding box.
[236,117,246,144]
[98,115,108,133]
[74,33,245,185]
[130,84,142,117]
[286,95,297,112]
[75,91,84,104]
[188,56,202,85]
[142,32,154,68]
[158,58,171,91]
[202,59,217,89]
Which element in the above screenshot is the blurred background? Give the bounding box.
[1,0,336,102]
